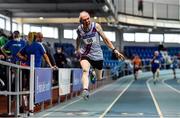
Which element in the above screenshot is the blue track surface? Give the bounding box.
[32,70,180,118]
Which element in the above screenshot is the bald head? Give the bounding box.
[154,51,159,56]
[36,32,44,42]
[79,11,90,20]
[79,11,91,28]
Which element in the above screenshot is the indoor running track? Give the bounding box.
[31,70,180,118]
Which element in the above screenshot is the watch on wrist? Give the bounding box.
[112,48,116,53]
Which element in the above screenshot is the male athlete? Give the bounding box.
[76,11,125,100]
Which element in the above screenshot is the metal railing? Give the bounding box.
[0,55,124,117]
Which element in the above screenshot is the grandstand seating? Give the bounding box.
[101,45,122,69]
[124,46,158,59]
[124,46,180,59]
[54,43,75,57]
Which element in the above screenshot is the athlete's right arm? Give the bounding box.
[76,36,80,53]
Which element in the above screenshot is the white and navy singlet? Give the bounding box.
[77,22,103,61]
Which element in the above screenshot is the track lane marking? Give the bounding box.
[146,78,163,118]
[42,76,131,117]
[99,80,134,118]
[162,78,180,94]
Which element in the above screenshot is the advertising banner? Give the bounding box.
[72,69,82,92]
[58,69,71,95]
[35,68,52,104]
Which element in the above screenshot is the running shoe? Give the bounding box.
[82,89,89,100]
[89,70,96,84]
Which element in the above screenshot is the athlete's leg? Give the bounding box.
[135,69,139,80]
[152,69,156,84]
[80,59,91,89]
[94,69,103,81]
[156,69,160,81]
[173,68,176,79]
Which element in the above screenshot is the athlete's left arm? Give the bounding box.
[96,23,125,60]
[96,23,115,50]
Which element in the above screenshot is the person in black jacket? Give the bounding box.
[53,47,67,68]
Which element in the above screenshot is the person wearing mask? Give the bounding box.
[1,30,26,64]
[54,47,67,68]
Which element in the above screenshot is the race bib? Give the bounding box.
[154,60,159,63]
[83,36,96,44]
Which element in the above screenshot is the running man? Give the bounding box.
[171,56,179,79]
[151,51,161,84]
[132,55,142,80]
[75,11,125,100]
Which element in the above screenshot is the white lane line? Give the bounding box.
[43,76,129,117]
[99,80,134,118]
[146,78,163,118]
[162,78,180,94]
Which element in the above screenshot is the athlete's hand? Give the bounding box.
[75,50,81,60]
[114,49,125,60]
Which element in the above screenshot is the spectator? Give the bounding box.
[17,32,53,68]
[138,0,143,15]
[1,30,26,64]
[1,31,26,109]
[17,32,36,112]
[35,32,56,68]
[54,47,67,68]
[0,29,8,48]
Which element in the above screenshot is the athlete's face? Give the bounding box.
[81,14,91,28]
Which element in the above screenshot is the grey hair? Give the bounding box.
[79,11,90,21]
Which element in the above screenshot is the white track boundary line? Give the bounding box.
[162,78,180,94]
[99,80,134,118]
[43,76,130,117]
[146,78,163,118]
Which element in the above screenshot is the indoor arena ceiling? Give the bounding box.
[0,0,114,18]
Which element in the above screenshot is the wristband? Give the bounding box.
[112,48,116,52]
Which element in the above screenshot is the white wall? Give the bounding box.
[116,0,179,19]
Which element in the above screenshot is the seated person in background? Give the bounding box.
[151,51,161,84]
[53,47,67,68]
[132,55,142,80]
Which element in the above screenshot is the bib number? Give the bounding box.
[84,37,96,44]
